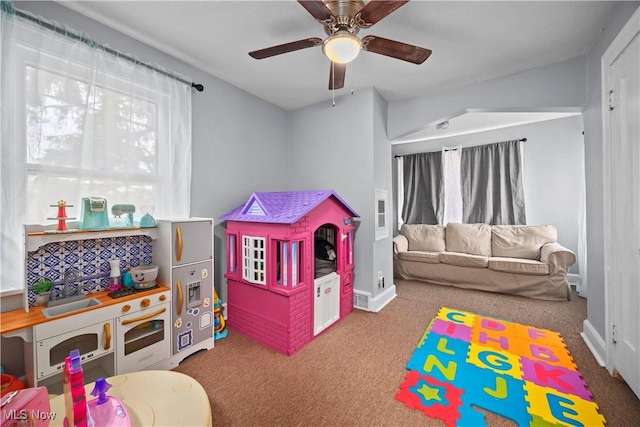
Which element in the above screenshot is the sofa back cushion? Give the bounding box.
[400,224,446,252]
[445,223,492,256]
[491,225,557,260]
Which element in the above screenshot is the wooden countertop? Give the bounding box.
[0,285,170,334]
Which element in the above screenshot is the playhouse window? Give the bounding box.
[346,231,354,266]
[242,236,266,285]
[275,240,303,289]
[227,234,237,274]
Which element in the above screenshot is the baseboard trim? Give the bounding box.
[354,285,397,312]
[370,285,397,312]
[581,319,606,367]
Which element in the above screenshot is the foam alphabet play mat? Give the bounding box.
[395,307,605,426]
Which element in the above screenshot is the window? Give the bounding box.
[242,236,266,285]
[227,234,237,274]
[375,189,389,240]
[1,10,192,294]
[346,231,354,266]
[274,239,303,290]
[398,140,525,227]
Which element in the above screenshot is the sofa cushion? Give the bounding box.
[439,252,489,268]
[445,223,492,257]
[400,224,446,252]
[488,257,550,275]
[398,251,440,264]
[491,225,557,260]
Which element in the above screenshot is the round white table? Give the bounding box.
[48,370,212,426]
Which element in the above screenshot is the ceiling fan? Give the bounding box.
[248,0,432,90]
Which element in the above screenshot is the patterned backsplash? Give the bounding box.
[26,235,153,307]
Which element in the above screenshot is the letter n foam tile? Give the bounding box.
[406,334,470,383]
[523,381,605,427]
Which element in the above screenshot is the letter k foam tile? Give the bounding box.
[396,307,605,426]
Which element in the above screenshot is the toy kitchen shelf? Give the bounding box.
[25,221,158,252]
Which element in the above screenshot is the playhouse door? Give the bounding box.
[314,272,340,336]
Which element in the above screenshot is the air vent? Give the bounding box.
[353,291,369,310]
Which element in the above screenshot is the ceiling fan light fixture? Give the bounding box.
[322,32,361,64]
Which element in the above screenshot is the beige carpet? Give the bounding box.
[174,279,640,426]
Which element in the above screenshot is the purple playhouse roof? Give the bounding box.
[219,190,359,224]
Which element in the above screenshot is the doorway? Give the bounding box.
[603,7,640,400]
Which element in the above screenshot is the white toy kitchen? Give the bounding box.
[0,218,215,394]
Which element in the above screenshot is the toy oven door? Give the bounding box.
[35,321,113,380]
[115,301,171,374]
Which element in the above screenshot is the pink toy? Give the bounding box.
[220,190,359,356]
[62,350,131,427]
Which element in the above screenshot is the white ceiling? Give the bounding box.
[54,1,619,113]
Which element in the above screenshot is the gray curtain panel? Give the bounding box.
[460,140,526,225]
[401,151,443,225]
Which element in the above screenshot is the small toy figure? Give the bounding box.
[214,289,228,340]
[87,377,131,426]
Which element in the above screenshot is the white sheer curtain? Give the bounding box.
[442,146,462,224]
[396,156,404,230]
[1,5,192,293]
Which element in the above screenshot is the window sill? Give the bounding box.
[0,290,25,313]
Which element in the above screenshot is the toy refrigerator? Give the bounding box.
[154,219,215,361]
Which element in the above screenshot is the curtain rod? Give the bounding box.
[394,138,527,158]
[11,6,204,92]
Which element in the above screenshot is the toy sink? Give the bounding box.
[41,298,102,318]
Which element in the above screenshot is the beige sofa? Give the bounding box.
[393,223,576,301]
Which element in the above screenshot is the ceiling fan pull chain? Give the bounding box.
[332,61,336,107]
[350,61,355,95]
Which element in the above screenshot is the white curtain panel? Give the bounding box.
[0,7,192,293]
[442,147,463,225]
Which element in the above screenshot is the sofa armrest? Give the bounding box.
[393,234,409,255]
[540,242,576,275]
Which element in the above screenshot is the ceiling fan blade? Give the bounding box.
[249,37,323,59]
[361,35,432,64]
[356,0,409,27]
[298,0,334,22]
[329,62,346,90]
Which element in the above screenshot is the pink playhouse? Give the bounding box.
[220,190,359,355]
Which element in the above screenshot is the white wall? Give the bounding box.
[372,91,394,300]
[392,116,585,275]
[288,89,377,295]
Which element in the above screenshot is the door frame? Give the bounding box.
[602,6,640,383]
